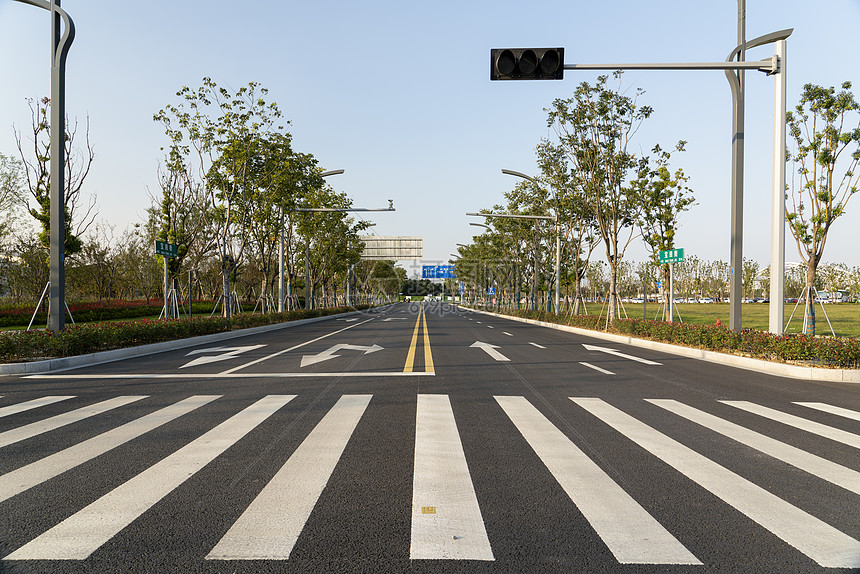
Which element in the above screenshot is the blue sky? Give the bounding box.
[1,0,859,277]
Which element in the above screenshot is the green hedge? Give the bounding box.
[479,307,860,369]
[0,300,268,328]
[0,306,370,363]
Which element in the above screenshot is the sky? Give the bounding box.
[1,0,859,279]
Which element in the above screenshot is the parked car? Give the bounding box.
[700,297,715,303]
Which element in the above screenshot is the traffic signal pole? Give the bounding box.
[491,25,792,332]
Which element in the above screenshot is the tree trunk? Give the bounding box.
[260,273,270,314]
[222,270,231,319]
[608,261,618,325]
[531,244,539,311]
[803,259,817,335]
[662,264,671,321]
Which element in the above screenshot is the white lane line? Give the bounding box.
[0,396,220,504]
[219,318,375,374]
[794,402,860,423]
[26,372,435,380]
[4,395,295,561]
[0,396,75,419]
[486,325,494,329]
[572,398,860,569]
[502,332,513,337]
[648,399,860,496]
[411,394,493,561]
[579,362,615,375]
[207,394,371,560]
[529,342,546,349]
[496,396,698,565]
[721,401,860,450]
[0,396,146,449]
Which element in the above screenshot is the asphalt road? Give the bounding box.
[0,301,858,573]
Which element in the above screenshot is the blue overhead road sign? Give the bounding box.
[422,265,457,279]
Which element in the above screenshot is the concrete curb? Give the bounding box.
[0,309,375,375]
[468,307,860,384]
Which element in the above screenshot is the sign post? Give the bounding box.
[155,241,178,319]
[659,249,685,323]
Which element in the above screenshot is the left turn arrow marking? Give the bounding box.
[181,345,266,369]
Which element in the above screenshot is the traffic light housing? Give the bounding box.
[490,48,564,80]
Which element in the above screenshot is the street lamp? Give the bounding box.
[295,202,395,309]
[468,211,558,313]
[13,0,75,331]
[279,169,344,313]
[501,169,562,315]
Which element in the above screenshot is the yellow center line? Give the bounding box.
[403,305,422,373]
[422,306,434,374]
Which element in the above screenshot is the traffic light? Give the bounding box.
[490,48,564,80]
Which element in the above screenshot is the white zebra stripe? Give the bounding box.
[0,396,146,448]
[0,396,75,419]
[497,396,698,564]
[410,394,493,560]
[207,394,371,560]
[0,396,220,503]
[648,399,860,495]
[572,398,860,569]
[5,395,294,560]
[721,401,860,449]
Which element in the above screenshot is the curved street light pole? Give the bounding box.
[500,170,562,315]
[725,28,792,333]
[295,201,395,309]
[279,169,344,312]
[13,0,75,331]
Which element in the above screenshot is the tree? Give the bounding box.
[295,185,369,308]
[742,258,760,301]
[547,73,652,323]
[242,142,323,311]
[786,81,860,334]
[535,138,598,314]
[632,142,694,318]
[154,150,209,302]
[72,223,123,302]
[0,153,26,243]
[14,97,97,258]
[154,78,284,317]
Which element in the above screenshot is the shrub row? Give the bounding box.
[0,300,266,328]
[0,306,370,363]
[481,307,860,369]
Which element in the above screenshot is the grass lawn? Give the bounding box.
[590,302,860,338]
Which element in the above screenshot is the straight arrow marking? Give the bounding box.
[300,344,384,368]
[582,344,661,365]
[470,341,510,362]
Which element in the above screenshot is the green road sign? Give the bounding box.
[659,248,684,264]
[155,241,178,258]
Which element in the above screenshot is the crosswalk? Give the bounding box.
[0,392,858,568]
